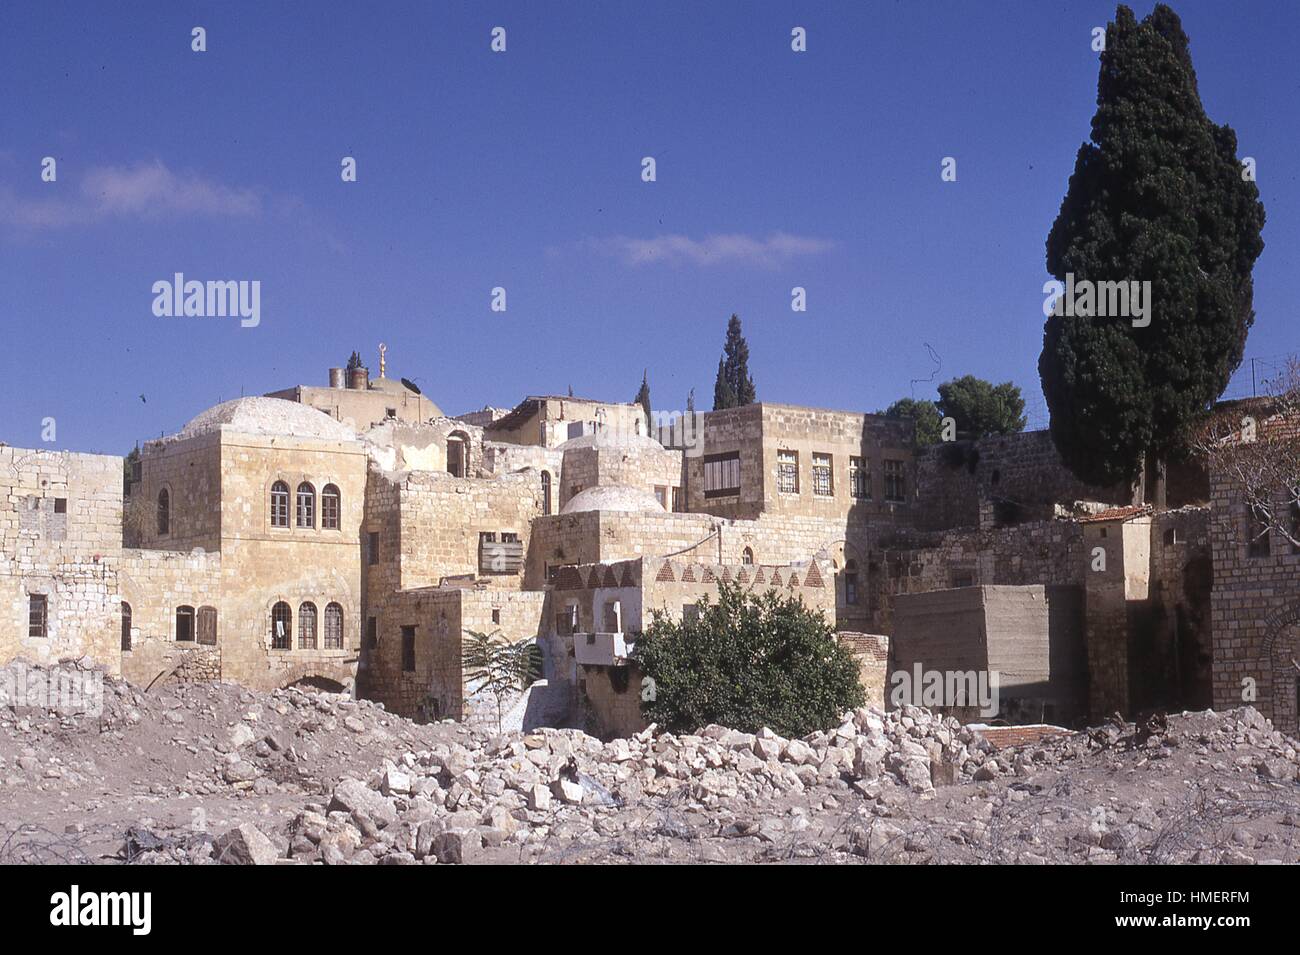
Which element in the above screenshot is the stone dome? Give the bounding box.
[177,397,358,442]
[560,484,666,515]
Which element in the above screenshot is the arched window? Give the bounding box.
[541,471,552,516]
[121,602,132,651]
[325,602,344,649]
[742,547,754,565]
[271,601,292,649]
[270,481,290,528]
[175,605,195,642]
[447,432,469,478]
[321,484,341,530]
[296,482,315,528]
[197,606,218,645]
[298,601,317,649]
[157,489,170,536]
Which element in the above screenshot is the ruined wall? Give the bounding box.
[362,419,484,477]
[525,511,718,588]
[0,449,123,672]
[915,430,1133,533]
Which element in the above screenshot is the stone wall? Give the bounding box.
[914,430,1132,532]
[393,468,542,590]
[361,585,547,722]
[1209,460,1300,734]
[120,546,223,686]
[0,448,123,672]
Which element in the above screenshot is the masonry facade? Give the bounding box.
[0,352,1281,736]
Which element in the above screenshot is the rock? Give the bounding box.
[382,768,412,796]
[527,783,552,812]
[212,824,279,865]
[330,778,398,828]
[434,829,482,864]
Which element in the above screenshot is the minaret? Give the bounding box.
[378,342,387,379]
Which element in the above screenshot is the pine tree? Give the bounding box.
[1039,4,1265,499]
[712,314,757,410]
[686,388,695,414]
[634,370,652,432]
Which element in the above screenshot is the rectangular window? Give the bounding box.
[401,626,416,672]
[682,603,700,625]
[479,531,497,545]
[501,532,519,543]
[53,497,67,514]
[884,459,906,502]
[844,573,858,605]
[1247,508,1271,559]
[28,594,47,638]
[671,486,682,512]
[197,606,218,645]
[653,486,668,509]
[812,453,833,497]
[849,456,870,499]
[367,531,380,565]
[703,452,741,498]
[555,603,577,636]
[777,450,799,494]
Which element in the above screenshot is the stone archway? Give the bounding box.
[1259,602,1300,734]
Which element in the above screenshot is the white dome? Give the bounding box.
[178,397,357,441]
[561,484,665,515]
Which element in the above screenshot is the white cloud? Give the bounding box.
[578,231,836,268]
[0,160,261,230]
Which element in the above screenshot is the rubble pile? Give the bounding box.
[1,661,1298,865]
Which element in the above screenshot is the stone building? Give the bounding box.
[0,350,1281,735]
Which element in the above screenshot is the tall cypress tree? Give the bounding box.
[712,314,757,410]
[1039,4,1265,498]
[634,370,652,431]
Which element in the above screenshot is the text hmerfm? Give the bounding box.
[152,273,260,328]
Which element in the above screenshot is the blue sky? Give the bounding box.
[2,1,1296,454]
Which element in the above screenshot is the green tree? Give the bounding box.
[634,370,652,432]
[935,376,1026,439]
[883,397,943,446]
[632,583,864,737]
[1040,4,1265,499]
[712,314,756,410]
[461,630,543,734]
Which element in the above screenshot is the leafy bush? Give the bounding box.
[631,583,864,737]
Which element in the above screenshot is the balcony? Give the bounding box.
[573,632,632,667]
